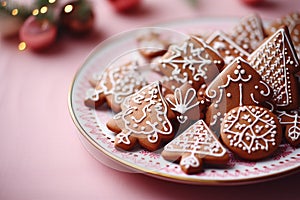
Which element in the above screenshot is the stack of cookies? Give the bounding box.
[84,13,300,175]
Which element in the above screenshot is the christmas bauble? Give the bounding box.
[108,0,140,12]
[240,0,264,6]
[19,16,57,50]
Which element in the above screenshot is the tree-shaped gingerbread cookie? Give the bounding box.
[162,119,229,174]
[84,61,147,112]
[107,81,176,151]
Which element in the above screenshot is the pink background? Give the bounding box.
[1,0,300,199]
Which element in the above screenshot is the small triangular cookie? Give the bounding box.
[162,120,229,174]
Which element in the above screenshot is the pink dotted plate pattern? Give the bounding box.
[68,17,300,185]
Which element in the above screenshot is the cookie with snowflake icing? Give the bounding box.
[206,31,250,66]
[162,119,229,174]
[106,81,177,151]
[165,83,203,128]
[248,26,300,110]
[229,14,266,53]
[277,109,300,146]
[137,31,169,59]
[266,12,300,59]
[84,61,148,113]
[205,57,273,134]
[221,105,282,160]
[158,36,224,90]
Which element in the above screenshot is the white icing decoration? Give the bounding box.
[223,106,278,154]
[85,88,103,101]
[206,58,252,108]
[166,87,199,124]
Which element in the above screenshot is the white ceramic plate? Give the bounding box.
[68,17,300,185]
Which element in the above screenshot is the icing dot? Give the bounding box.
[141,126,146,131]
[246,136,250,141]
[234,70,239,75]
[227,93,232,98]
[254,85,259,89]
[227,135,231,139]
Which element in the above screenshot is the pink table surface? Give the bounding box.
[1,0,300,199]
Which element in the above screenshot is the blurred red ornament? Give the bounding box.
[108,0,140,12]
[60,0,95,34]
[240,0,264,6]
[19,16,57,51]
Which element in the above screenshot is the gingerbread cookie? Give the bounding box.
[159,36,224,90]
[206,31,250,66]
[84,61,147,112]
[165,83,202,128]
[107,81,176,151]
[266,12,300,59]
[205,57,273,133]
[229,14,266,53]
[137,32,169,59]
[221,105,282,160]
[248,26,300,110]
[277,109,300,146]
[162,119,229,174]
